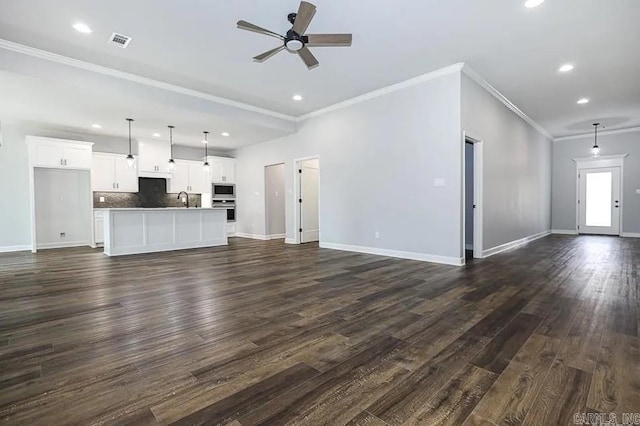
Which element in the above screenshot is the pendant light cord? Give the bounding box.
[169,125,174,158]
[127,118,134,155]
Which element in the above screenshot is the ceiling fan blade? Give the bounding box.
[253,45,285,62]
[298,46,319,70]
[292,1,316,35]
[306,34,352,47]
[237,20,284,40]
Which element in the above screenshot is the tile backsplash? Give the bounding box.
[94,178,202,208]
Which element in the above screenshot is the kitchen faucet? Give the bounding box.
[177,191,189,208]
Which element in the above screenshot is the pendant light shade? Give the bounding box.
[203,131,210,172]
[126,118,135,168]
[591,123,601,157]
[168,125,175,171]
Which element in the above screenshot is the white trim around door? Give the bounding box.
[462,131,484,263]
[292,156,320,244]
[573,154,627,236]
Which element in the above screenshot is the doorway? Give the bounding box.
[578,167,621,235]
[296,158,319,244]
[463,134,483,261]
[265,163,286,239]
[465,142,475,260]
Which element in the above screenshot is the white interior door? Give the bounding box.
[300,159,319,243]
[578,167,621,235]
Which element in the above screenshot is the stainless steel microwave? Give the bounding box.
[213,184,235,199]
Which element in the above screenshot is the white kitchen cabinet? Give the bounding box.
[92,153,139,192]
[27,137,93,169]
[94,210,105,244]
[138,139,171,177]
[168,160,209,194]
[206,156,236,184]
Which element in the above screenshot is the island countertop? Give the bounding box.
[103,208,227,256]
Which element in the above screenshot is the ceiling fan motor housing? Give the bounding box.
[285,29,305,51]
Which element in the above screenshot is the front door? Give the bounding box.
[578,167,621,235]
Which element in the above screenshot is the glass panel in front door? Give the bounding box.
[585,172,612,227]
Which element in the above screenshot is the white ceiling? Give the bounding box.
[0,0,639,141]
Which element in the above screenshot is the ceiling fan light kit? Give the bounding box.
[237,1,352,70]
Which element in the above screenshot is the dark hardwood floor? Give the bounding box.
[0,235,638,425]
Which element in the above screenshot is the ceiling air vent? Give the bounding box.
[109,33,132,48]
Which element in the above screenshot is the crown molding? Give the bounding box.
[554,126,640,142]
[0,38,297,122]
[297,63,465,121]
[461,65,553,140]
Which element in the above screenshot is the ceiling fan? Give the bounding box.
[237,1,352,70]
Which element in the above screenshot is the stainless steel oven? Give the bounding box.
[213,184,235,199]
[212,200,235,222]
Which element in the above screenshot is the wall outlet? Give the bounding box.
[375,231,380,239]
[60,232,66,238]
[99,196,105,203]
[434,178,446,187]
[181,197,187,203]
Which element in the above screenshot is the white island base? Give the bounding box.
[103,208,227,256]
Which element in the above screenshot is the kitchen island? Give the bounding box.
[103,208,227,256]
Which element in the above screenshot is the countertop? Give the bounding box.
[96,207,225,211]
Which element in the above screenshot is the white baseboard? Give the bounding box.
[483,230,551,258]
[235,233,268,240]
[266,234,286,240]
[621,232,640,238]
[319,242,463,266]
[36,241,90,250]
[235,233,285,241]
[285,238,296,245]
[552,229,578,235]
[0,244,31,253]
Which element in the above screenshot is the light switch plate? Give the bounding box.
[636,189,640,195]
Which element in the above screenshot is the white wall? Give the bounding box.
[0,123,31,250]
[235,70,463,263]
[34,168,91,248]
[552,130,640,234]
[265,163,285,237]
[461,74,552,251]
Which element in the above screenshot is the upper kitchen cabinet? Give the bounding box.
[207,156,236,184]
[27,136,93,169]
[92,152,138,192]
[168,160,209,194]
[137,139,171,178]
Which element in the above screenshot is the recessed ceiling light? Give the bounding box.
[524,0,544,8]
[152,133,161,137]
[72,22,93,34]
[558,64,574,73]
[577,98,590,105]
[221,132,230,137]
[292,94,303,101]
[91,123,102,129]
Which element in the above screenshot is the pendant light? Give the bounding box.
[591,122,601,157]
[203,131,210,172]
[126,118,135,168]
[168,125,175,171]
